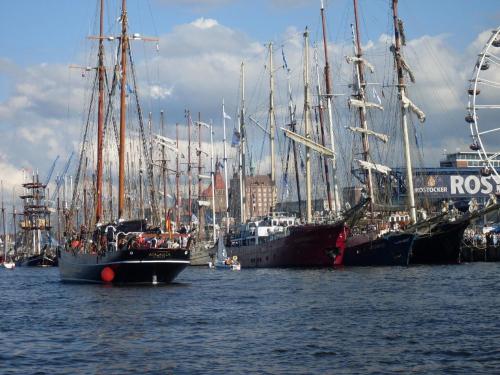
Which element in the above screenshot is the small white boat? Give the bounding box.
[208,236,241,271]
[3,261,15,270]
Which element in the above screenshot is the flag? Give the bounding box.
[223,111,231,120]
[231,129,241,147]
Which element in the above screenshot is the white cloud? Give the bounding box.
[191,17,219,29]
[0,16,496,208]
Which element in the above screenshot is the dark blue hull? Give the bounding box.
[342,232,414,266]
[409,220,469,264]
[16,252,58,267]
[58,247,190,284]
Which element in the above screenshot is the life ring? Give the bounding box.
[232,255,238,261]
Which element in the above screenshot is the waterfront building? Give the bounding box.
[229,173,276,222]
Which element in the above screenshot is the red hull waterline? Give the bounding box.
[226,222,347,268]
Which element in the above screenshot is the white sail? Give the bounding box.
[401,91,426,123]
[281,127,335,159]
[345,55,375,73]
[347,127,389,143]
[356,159,391,175]
[348,98,384,111]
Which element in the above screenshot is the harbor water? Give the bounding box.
[2,264,500,374]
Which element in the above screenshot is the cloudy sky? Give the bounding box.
[1,0,500,202]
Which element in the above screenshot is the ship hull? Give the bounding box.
[226,222,346,268]
[58,247,190,284]
[189,241,216,266]
[340,232,414,267]
[409,220,469,264]
[16,250,58,267]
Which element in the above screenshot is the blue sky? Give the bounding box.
[1,0,500,196]
[1,1,499,66]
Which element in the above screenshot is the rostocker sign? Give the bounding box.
[413,174,500,197]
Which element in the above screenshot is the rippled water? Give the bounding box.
[1,263,500,374]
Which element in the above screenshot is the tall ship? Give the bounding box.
[58,0,190,284]
[385,0,498,264]
[15,173,57,267]
[332,0,414,267]
[223,27,347,268]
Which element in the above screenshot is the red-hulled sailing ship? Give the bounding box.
[223,27,347,268]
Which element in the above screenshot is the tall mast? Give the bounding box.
[176,122,181,226]
[209,122,216,243]
[283,53,302,218]
[239,62,247,223]
[304,29,312,223]
[187,111,192,223]
[12,188,17,257]
[118,0,128,219]
[268,43,276,210]
[314,47,333,211]
[392,0,416,223]
[161,110,168,231]
[222,99,230,225]
[1,181,6,261]
[198,112,203,239]
[95,0,105,223]
[320,0,340,214]
[353,0,374,210]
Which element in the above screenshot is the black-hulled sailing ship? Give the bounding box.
[336,0,413,267]
[15,173,57,267]
[58,0,190,284]
[387,0,500,264]
[224,28,347,268]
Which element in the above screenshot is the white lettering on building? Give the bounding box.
[450,175,464,194]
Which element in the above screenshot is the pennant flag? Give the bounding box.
[223,111,231,120]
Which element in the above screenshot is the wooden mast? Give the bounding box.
[95,0,105,223]
[303,28,312,223]
[320,0,340,214]
[392,0,417,223]
[197,112,203,239]
[283,54,302,218]
[1,181,6,261]
[239,62,247,224]
[187,111,192,224]
[268,42,276,210]
[118,0,128,219]
[222,99,230,225]
[353,0,374,212]
[161,110,168,231]
[12,188,17,257]
[176,122,181,226]
[314,48,333,211]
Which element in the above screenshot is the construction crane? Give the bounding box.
[50,152,74,202]
[44,156,60,186]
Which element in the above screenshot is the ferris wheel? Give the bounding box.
[467,27,500,178]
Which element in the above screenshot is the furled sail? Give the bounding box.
[347,127,389,143]
[356,159,391,175]
[401,91,426,123]
[348,98,384,111]
[281,128,334,158]
[345,56,375,73]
